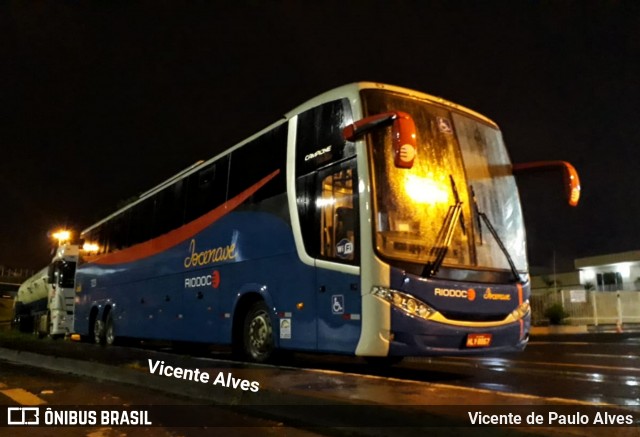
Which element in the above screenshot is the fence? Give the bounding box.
[531,289,640,326]
[0,296,13,330]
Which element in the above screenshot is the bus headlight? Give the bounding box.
[510,300,530,320]
[372,286,436,320]
[406,298,417,313]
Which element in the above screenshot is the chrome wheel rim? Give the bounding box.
[94,319,104,344]
[105,321,114,345]
[248,310,272,358]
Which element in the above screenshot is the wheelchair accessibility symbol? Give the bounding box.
[331,295,344,315]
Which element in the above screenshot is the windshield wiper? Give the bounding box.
[470,184,521,283]
[470,185,483,245]
[422,175,464,278]
[449,175,467,237]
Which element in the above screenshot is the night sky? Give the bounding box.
[2,2,638,273]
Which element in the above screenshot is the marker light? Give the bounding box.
[512,160,581,207]
[82,243,100,252]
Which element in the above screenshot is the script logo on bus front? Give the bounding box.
[482,288,511,301]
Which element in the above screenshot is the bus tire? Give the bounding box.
[17,315,33,333]
[33,313,47,339]
[243,301,274,363]
[93,318,105,345]
[45,311,52,338]
[105,313,116,346]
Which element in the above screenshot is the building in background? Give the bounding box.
[531,251,640,327]
[575,251,640,292]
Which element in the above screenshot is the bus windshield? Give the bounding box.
[363,90,527,275]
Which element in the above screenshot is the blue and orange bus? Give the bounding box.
[74,83,580,363]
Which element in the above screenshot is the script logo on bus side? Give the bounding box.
[183,239,236,269]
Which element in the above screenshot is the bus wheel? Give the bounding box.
[105,313,116,346]
[17,315,33,333]
[33,313,47,339]
[93,318,105,344]
[243,301,274,363]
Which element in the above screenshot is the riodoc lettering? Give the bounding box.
[185,275,212,288]
[434,288,468,298]
[184,239,236,268]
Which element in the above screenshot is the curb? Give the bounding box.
[0,347,480,436]
[530,324,640,336]
[530,326,589,335]
[0,347,253,404]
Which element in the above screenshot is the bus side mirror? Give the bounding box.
[343,111,417,169]
[512,160,581,207]
[47,264,55,284]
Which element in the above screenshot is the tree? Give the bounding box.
[544,303,568,325]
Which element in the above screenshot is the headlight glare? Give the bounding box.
[510,300,531,320]
[372,286,436,321]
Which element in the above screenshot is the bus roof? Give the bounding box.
[81,82,498,235]
[285,82,499,129]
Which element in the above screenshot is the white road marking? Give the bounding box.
[569,352,639,360]
[303,367,624,408]
[444,356,640,373]
[527,341,591,346]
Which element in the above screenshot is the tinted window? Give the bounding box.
[296,99,354,176]
[83,124,287,253]
[129,198,154,246]
[184,157,229,223]
[110,211,129,251]
[56,260,76,288]
[153,179,186,236]
[228,124,287,203]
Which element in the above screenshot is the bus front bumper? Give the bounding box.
[388,307,530,356]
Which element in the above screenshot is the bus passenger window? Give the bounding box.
[318,166,358,263]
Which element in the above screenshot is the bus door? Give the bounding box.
[314,160,362,353]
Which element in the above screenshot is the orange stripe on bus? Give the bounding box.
[517,283,523,306]
[519,319,524,339]
[84,169,280,265]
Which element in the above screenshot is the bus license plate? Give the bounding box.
[466,333,492,348]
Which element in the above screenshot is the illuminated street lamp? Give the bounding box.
[51,229,71,246]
